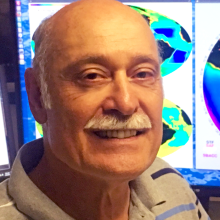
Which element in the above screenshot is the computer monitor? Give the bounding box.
[0,65,16,179]
[14,0,220,194]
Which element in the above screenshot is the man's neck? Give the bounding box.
[28,151,130,220]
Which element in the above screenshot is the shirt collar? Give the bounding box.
[129,160,167,219]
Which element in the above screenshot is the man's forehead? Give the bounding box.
[51,0,139,20]
[49,0,149,37]
[50,38,159,75]
[35,0,159,73]
[48,4,155,51]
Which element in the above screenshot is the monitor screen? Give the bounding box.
[194,0,220,185]
[15,0,220,187]
[0,70,11,178]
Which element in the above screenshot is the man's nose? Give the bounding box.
[102,72,139,116]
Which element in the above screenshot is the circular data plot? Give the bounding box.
[203,39,220,131]
[157,99,192,157]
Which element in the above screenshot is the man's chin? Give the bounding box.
[83,156,155,183]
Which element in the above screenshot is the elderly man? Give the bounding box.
[0,0,209,219]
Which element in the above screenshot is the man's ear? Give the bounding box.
[25,68,47,124]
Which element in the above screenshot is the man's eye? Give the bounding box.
[135,71,153,78]
[82,72,106,81]
[85,73,100,80]
[79,71,110,85]
[131,69,156,85]
[136,72,148,78]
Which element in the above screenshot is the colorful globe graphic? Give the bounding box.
[129,5,192,77]
[203,39,220,131]
[157,99,192,157]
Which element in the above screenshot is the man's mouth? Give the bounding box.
[93,130,145,139]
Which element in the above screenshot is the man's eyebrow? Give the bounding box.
[129,55,160,71]
[59,54,160,78]
[59,55,112,78]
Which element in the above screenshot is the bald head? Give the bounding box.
[51,0,148,26]
[32,0,158,109]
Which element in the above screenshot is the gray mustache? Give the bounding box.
[84,113,152,130]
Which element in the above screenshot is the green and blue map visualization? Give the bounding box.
[158,99,192,157]
[203,39,220,131]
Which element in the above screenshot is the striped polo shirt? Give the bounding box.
[0,138,210,220]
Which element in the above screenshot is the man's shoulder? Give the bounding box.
[149,157,181,172]
[0,179,14,208]
[148,157,186,180]
[147,157,192,193]
[0,179,29,220]
[137,158,210,220]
